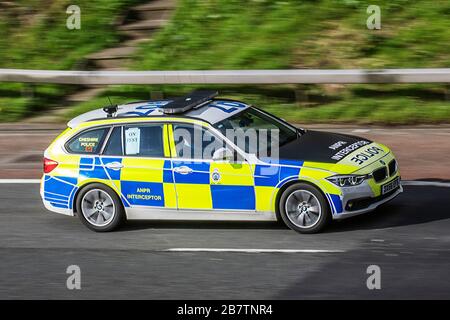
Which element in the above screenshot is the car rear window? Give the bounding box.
[66,128,108,154]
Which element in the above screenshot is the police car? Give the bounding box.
[41,91,402,233]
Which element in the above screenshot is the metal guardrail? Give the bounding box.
[0,68,449,85]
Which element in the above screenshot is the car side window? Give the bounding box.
[123,124,164,157]
[172,123,243,161]
[173,123,223,159]
[66,128,108,154]
[103,127,123,156]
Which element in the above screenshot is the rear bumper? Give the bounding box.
[333,184,403,220]
[40,175,74,216]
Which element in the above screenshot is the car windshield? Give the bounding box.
[213,107,298,156]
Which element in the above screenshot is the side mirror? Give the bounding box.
[212,147,233,161]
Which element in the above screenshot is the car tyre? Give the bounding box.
[76,183,125,232]
[279,183,331,234]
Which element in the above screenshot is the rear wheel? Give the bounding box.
[76,183,125,232]
[279,183,331,234]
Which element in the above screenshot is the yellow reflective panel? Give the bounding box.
[299,167,331,180]
[174,184,212,209]
[302,161,358,175]
[337,142,390,168]
[209,162,253,186]
[167,124,177,158]
[48,154,80,178]
[367,178,382,197]
[163,183,177,208]
[319,179,342,196]
[255,186,277,212]
[302,162,334,171]
[121,158,165,182]
[353,152,394,175]
[333,163,360,174]
[163,124,171,158]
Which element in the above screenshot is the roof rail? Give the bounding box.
[162,90,218,114]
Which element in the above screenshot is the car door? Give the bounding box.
[169,122,256,212]
[101,123,177,210]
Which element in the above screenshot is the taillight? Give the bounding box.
[43,157,58,173]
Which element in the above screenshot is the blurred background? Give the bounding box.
[0,0,449,123]
[0,0,449,179]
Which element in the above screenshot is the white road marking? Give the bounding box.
[164,248,345,253]
[371,239,385,242]
[0,179,41,184]
[402,181,450,188]
[352,129,371,133]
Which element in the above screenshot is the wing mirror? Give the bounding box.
[212,147,233,161]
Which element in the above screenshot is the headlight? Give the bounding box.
[326,174,370,187]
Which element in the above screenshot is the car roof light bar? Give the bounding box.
[162,90,218,114]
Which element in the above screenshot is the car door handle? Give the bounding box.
[173,166,193,175]
[105,162,123,170]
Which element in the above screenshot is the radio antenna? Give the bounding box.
[103,96,118,118]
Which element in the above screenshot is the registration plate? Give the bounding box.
[382,177,400,195]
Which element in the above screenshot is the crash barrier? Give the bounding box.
[0,68,449,84]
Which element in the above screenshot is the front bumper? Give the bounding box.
[332,181,403,220]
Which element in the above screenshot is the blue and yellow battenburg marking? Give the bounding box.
[43,155,346,214]
[41,116,349,215]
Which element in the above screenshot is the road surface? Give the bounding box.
[0,183,449,299]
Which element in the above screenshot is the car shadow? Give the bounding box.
[324,185,450,233]
[119,220,286,232]
[117,185,450,233]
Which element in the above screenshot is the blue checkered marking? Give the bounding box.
[121,181,164,207]
[79,157,122,180]
[43,175,78,209]
[280,164,302,182]
[163,160,174,183]
[211,185,255,210]
[254,164,280,187]
[172,161,210,184]
[254,160,303,187]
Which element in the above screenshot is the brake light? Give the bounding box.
[43,157,58,173]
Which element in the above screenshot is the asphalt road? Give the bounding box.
[0,183,449,299]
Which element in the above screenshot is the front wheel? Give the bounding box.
[76,183,125,232]
[279,183,331,234]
